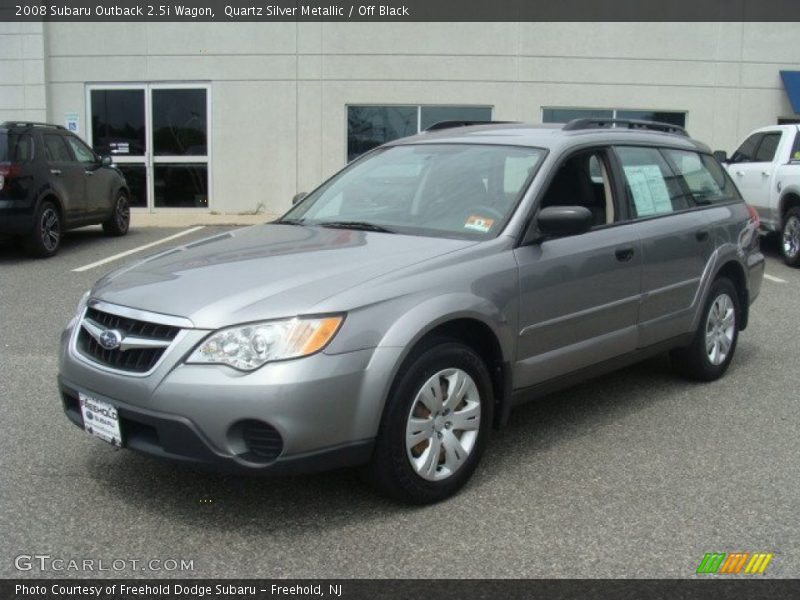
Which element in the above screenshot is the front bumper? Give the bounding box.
[58,313,403,474]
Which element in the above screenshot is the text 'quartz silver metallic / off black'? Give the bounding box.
[58,119,765,504]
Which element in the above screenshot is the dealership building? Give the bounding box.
[1,21,799,216]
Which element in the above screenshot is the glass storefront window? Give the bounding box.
[347,105,493,161]
[543,107,686,128]
[90,89,146,156]
[153,164,208,208]
[152,89,208,156]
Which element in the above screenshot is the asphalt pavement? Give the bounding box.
[0,226,798,579]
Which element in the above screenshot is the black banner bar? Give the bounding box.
[4,579,800,600]
[1,0,800,22]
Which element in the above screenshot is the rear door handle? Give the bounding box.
[761,171,770,177]
[735,171,744,177]
[50,169,61,175]
[84,170,94,176]
[696,229,709,242]
[615,247,635,262]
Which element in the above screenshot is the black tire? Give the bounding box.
[671,277,740,381]
[26,200,61,258]
[781,207,800,267]
[102,191,130,236]
[366,339,493,504]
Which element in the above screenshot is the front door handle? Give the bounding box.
[735,171,744,177]
[84,170,94,176]
[50,169,61,175]
[696,229,709,242]
[615,247,635,262]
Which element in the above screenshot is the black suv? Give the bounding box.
[0,122,130,257]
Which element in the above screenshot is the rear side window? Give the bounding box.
[792,131,800,161]
[754,133,781,162]
[43,134,73,162]
[663,149,740,205]
[1,133,34,162]
[615,146,692,218]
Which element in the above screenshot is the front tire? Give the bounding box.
[671,277,739,381]
[102,191,130,236]
[781,207,800,267]
[367,340,493,504]
[27,200,61,257]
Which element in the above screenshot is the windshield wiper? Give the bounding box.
[318,221,396,233]
[273,218,306,226]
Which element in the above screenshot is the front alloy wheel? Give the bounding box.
[782,208,800,267]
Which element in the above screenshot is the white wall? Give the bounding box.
[0,23,46,123]
[35,22,800,214]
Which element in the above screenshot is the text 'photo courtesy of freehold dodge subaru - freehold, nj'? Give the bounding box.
[58,119,765,504]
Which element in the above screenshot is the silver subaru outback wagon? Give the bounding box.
[58,119,764,503]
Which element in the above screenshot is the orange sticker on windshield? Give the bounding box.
[464,215,494,233]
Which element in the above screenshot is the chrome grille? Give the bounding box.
[76,306,181,373]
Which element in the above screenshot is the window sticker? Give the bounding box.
[464,215,494,233]
[623,165,672,216]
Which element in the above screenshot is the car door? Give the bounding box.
[612,145,713,348]
[42,133,85,224]
[65,134,114,220]
[514,148,643,388]
[728,131,781,215]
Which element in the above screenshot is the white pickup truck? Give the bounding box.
[717,124,800,266]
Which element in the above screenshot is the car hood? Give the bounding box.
[93,224,477,328]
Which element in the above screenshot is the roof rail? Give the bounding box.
[1,121,66,131]
[563,118,688,137]
[424,120,517,132]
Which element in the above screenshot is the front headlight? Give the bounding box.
[186,315,344,371]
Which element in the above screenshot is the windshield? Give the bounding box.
[282,144,545,239]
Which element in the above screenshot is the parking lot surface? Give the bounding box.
[1,227,798,578]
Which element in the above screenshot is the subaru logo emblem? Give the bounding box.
[98,329,123,351]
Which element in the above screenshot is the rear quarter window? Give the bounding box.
[662,149,741,205]
[0,133,34,163]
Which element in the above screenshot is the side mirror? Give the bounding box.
[292,192,307,205]
[100,155,113,167]
[530,206,593,241]
[713,150,728,164]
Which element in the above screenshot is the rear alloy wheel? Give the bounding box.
[782,207,800,267]
[367,340,493,504]
[671,277,739,381]
[103,192,130,236]
[27,201,61,257]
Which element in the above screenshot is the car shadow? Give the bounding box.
[0,227,108,263]
[83,344,759,532]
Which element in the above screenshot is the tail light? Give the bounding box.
[746,204,760,229]
[0,162,21,192]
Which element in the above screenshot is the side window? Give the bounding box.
[9,134,34,162]
[65,136,96,164]
[539,149,615,226]
[43,134,73,163]
[731,133,763,163]
[792,131,800,162]
[615,146,691,218]
[663,149,739,205]
[754,133,781,163]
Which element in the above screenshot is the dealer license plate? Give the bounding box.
[78,392,123,447]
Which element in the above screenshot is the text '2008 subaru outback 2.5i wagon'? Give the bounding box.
[58,119,764,504]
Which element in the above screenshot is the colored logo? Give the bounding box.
[696,552,773,575]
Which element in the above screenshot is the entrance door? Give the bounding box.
[87,84,210,211]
